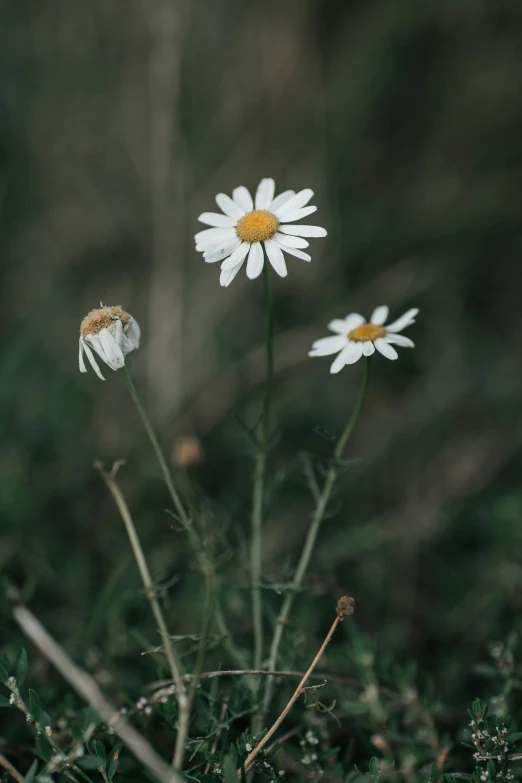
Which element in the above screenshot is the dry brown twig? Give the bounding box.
[95,461,189,770]
[0,753,23,783]
[12,604,182,783]
[239,596,355,774]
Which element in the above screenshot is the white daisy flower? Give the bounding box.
[79,304,140,381]
[309,306,418,374]
[194,178,327,287]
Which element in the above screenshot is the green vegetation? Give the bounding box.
[1,1,522,781]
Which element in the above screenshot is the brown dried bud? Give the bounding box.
[371,734,391,755]
[336,595,355,619]
[172,436,204,470]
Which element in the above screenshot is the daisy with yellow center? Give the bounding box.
[309,305,418,374]
[79,304,141,380]
[194,178,327,287]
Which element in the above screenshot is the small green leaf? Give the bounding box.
[107,745,122,780]
[92,740,106,762]
[70,722,84,740]
[0,653,9,682]
[77,756,104,770]
[487,761,496,779]
[506,732,522,744]
[17,649,28,687]
[36,734,53,762]
[29,690,41,723]
[368,757,380,780]
[0,695,11,707]
[22,760,38,783]
[223,756,239,783]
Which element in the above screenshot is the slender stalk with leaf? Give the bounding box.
[260,358,371,721]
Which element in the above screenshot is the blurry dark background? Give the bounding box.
[1,0,522,763]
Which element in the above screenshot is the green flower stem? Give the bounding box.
[123,365,250,746]
[251,265,274,672]
[260,357,371,720]
[123,366,197,551]
[98,468,188,769]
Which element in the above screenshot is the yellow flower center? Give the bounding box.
[349,323,386,342]
[80,305,130,337]
[236,210,279,243]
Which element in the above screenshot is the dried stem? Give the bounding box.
[251,265,274,672]
[148,668,368,690]
[0,753,23,783]
[240,597,354,774]
[96,464,188,768]
[261,359,370,721]
[12,605,182,783]
[203,701,229,774]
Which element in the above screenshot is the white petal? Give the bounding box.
[264,239,287,277]
[279,224,327,238]
[121,333,135,354]
[98,328,125,370]
[274,232,309,249]
[232,185,254,213]
[79,337,87,372]
[384,333,415,348]
[197,212,237,228]
[220,242,250,270]
[220,260,245,287]
[195,226,233,243]
[270,190,295,211]
[195,228,237,249]
[370,305,389,326]
[86,333,105,361]
[330,342,362,373]
[274,241,311,262]
[385,308,419,333]
[309,335,347,356]
[246,242,264,279]
[109,318,124,347]
[278,206,317,223]
[255,178,276,209]
[344,342,364,365]
[375,339,398,360]
[361,341,375,356]
[204,240,241,263]
[274,188,314,217]
[126,318,141,349]
[215,193,245,219]
[81,338,105,380]
[344,314,366,331]
[203,240,238,258]
[328,319,350,334]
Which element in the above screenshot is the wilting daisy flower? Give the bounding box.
[79,305,140,380]
[309,306,418,374]
[194,178,327,286]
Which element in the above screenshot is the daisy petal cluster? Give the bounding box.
[79,305,140,380]
[309,306,418,374]
[194,178,327,287]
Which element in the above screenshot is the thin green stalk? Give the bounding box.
[251,266,274,672]
[97,467,188,769]
[123,365,247,743]
[260,358,371,721]
[123,366,196,546]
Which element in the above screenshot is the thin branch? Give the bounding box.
[203,701,229,774]
[12,604,181,783]
[148,669,369,690]
[261,360,370,722]
[239,597,354,774]
[96,462,189,770]
[0,753,23,783]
